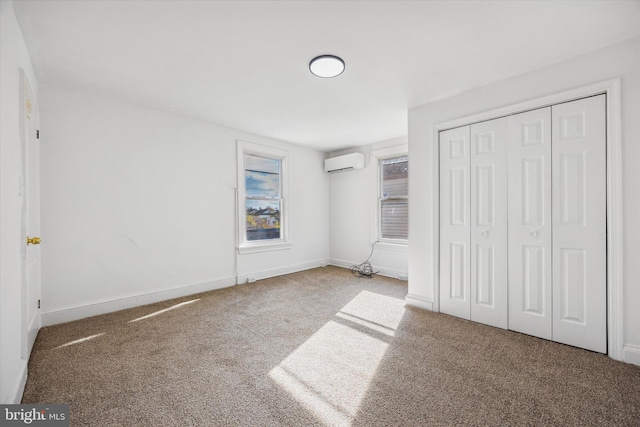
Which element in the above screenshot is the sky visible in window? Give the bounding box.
[245,155,280,198]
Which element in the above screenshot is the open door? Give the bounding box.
[20,70,41,358]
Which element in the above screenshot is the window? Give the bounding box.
[380,155,408,240]
[245,154,281,241]
[371,145,409,245]
[237,141,290,253]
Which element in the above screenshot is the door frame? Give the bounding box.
[431,78,623,360]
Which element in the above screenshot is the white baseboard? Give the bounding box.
[3,359,28,404]
[41,276,237,326]
[405,293,434,311]
[329,258,408,281]
[42,261,333,326]
[237,259,330,284]
[622,344,640,367]
[27,310,40,354]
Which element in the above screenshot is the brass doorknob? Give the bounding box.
[27,236,41,245]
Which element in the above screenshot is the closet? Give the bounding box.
[439,95,606,353]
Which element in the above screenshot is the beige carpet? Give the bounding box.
[23,266,640,426]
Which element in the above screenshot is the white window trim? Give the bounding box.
[237,140,291,254]
[374,241,409,253]
[370,144,409,246]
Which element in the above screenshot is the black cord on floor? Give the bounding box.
[349,243,379,278]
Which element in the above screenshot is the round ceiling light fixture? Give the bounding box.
[309,55,345,78]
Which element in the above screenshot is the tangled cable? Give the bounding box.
[349,243,379,278]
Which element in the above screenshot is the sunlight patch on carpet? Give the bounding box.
[269,291,405,425]
[127,299,200,323]
[55,333,105,349]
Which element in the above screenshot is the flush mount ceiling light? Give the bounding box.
[309,55,345,78]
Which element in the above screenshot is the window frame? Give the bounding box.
[371,145,409,247]
[237,140,291,254]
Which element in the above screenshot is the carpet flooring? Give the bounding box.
[23,266,640,426]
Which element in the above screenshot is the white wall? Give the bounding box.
[329,137,408,279]
[0,0,39,404]
[408,36,640,365]
[39,85,330,325]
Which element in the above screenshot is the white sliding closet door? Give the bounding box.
[440,126,471,320]
[439,95,606,352]
[508,107,553,339]
[551,95,606,353]
[440,120,508,327]
[470,118,508,329]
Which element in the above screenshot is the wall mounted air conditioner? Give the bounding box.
[324,152,365,173]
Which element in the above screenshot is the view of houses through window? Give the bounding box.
[244,154,282,241]
[380,155,409,241]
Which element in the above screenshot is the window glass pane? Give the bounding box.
[245,171,280,198]
[245,154,280,174]
[245,154,281,198]
[381,156,408,198]
[246,199,281,241]
[381,200,408,240]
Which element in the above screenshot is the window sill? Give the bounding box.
[238,241,293,254]
[374,241,408,252]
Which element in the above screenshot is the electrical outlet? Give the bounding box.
[247,277,256,283]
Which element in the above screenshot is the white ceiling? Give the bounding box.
[14,0,640,151]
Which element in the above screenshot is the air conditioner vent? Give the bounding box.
[324,152,365,173]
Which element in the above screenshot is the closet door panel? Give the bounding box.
[440,126,471,320]
[552,95,606,353]
[508,107,553,340]
[470,118,508,329]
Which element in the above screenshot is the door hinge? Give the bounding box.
[36,130,40,139]
[38,299,41,309]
